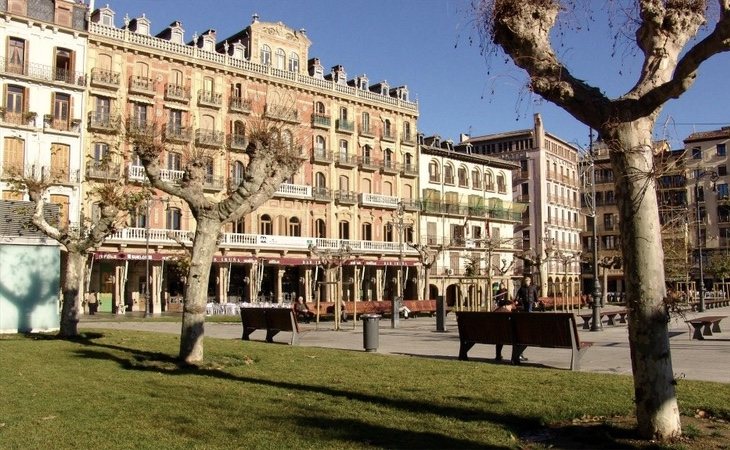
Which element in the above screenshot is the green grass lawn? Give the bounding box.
[1,330,728,449]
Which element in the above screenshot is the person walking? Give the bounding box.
[512,276,539,364]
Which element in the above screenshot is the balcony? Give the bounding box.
[127,164,146,182]
[86,162,120,181]
[164,83,190,103]
[0,56,86,87]
[274,183,312,200]
[335,153,358,168]
[359,193,400,209]
[204,175,224,191]
[312,186,332,202]
[88,111,120,133]
[228,134,248,152]
[1,111,37,127]
[195,129,224,147]
[401,199,421,212]
[265,104,298,123]
[229,97,252,113]
[359,123,375,138]
[380,160,399,175]
[382,130,396,142]
[129,76,156,96]
[90,68,120,89]
[312,114,331,129]
[401,163,418,178]
[127,118,156,139]
[359,156,379,172]
[43,116,80,133]
[46,167,72,184]
[163,125,192,144]
[197,90,223,108]
[401,132,416,146]
[336,119,354,133]
[335,190,358,205]
[312,149,333,164]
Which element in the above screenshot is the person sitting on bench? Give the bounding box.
[294,297,314,324]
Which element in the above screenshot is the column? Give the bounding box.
[217,265,228,303]
[375,267,384,302]
[114,265,125,314]
[276,267,284,302]
[151,264,162,315]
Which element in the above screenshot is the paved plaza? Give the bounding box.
[81,306,730,383]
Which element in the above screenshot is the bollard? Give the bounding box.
[436,295,446,332]
[362,314,381,352]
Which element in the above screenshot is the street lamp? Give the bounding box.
[144,196,152,318]
[588,129,602,331]
[695,170,718,312]
[388,201,409,329]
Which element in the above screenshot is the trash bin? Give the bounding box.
[362,314,381,352]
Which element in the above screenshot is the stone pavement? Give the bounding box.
[81,306,730,383]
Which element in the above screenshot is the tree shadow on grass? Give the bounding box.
[63,334,649,449]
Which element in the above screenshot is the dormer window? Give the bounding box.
[231,41,245,59]
[171,29,183,44]
[101,12,114,27]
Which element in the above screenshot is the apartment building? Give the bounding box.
[84,7,420,313]
[0,0,87,230]
[458,114,582,301]
[419,135,521,307]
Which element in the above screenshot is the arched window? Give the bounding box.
[404,153,413,170]
[201,114,215,131]
[496,173,506,193]
[315,101,325,115]
[428,160,440,183]
[485,171,494,191]
[260,45,271,66]
[288,217,300,236]
[339,175,349,191]
[259,214,272,235]
[315,218,326,238]
[315,172,326,188]
[444,164,454,185]
[471,168,482,189]
[362,178,372,193]
[232,160,245,185]
[166,207,182,230]
[339,139,348,157]
[361,145,372,165]
[275,48,286,70]
[361,222,372,241]
[383,148,394,169]
[458,166,468,187]
[383,181,393,196]
[339,220,350,240]
[288,52,299,72]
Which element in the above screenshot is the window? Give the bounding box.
[719,165,728,176]
[132,102,147,126]
[54,48,73,82]
[404,153,413,170]
[315,135,326,154]
[472,169,482,189]
[403,122,411,141]
[93,96,111,123]
[339,220,349,240]
[315,172,326,188]
[288,52,299,72]
[361,112,370,133]
[53,93,71,128]
[3,137,24,174]
[166,208,182,230]
[339,107,348,122]
[444,165,454,185]
[362,145,372,164]
[231,160,245,186]
[168,109,183,131]
[339,139,348,156]
[8,37,25,74]
[428,160,440,182]
[50,143,70,182]
[315,219,326,239]
[288,217,300,236]
[232,218,245,234]
[49,194,69,229]
[274,48,286,70]
[384,224,394,242]
[315,101,325,115]
[259,214,272,235]
[383,119,392,138]
[603,213,614,231]
[384,149,394,168]
[260,45,271,65]
[6,85,25,115]
[496,173,507,193]
[718,143,727,157]
[361,223,372,241]
[129,205,146,228]
[168,152,182,171]
[485,171,494,190]
[692,147,702,159]
[718,183,729,200]
[458,166,468,187]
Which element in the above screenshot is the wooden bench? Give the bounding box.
[240,307,299,345]
[578,309,628,330]
[685,315,727,340]
[691,298,730,311]
[456,311,592,370]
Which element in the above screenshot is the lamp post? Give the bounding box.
[144,196,152,318]
[695,170,718,312]
[588,129,602,330]
[388,201,408,329]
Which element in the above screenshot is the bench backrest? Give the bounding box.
[240,308,268,329]
[456,311,513,345]
[511,312,580,349]
[241,307,298,332]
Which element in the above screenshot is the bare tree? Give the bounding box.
[8,172,144,337]
[130,119,302,364]
[477,0,730,440]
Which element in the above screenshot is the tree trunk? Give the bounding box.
[179,216,219,364]
[607,119,681,439]
[59,250,86,337]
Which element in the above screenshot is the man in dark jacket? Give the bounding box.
[512,276,539,364]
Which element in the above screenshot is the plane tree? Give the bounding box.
[477,0,730,440]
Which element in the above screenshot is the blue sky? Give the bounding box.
[97,0,728,150]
